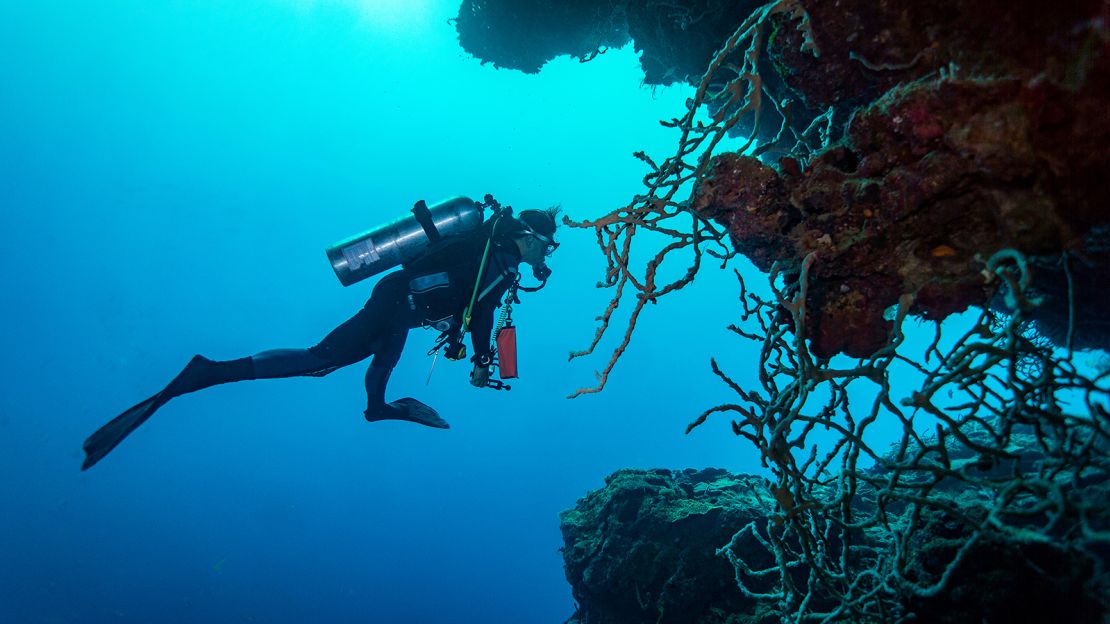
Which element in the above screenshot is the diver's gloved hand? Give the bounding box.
[470,365,491,388]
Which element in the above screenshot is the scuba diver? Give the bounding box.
[82,196,559,470]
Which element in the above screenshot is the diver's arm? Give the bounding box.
[468,303,496,387]
[467,266,515,382]
[465,243,520,385]
[468,299,497,367]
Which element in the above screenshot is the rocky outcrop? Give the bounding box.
[454,0,762,84]
[560,464,1109,623]
[560,468,773,624]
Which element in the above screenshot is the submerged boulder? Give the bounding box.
[560,468,772,624]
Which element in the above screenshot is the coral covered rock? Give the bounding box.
[561,460,1109,623]
[694,68,1110,357]
[560,468,772,624]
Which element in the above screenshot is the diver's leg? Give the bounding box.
[362,325,408,420]
[306,271,409,369]
[362,360,396,417]
[251,349,338,378]
[159,273,414,399]
[362,327,449,429]
[84,278,410,469]
[364,360,450,428]
[161,344,345,400]
[162,355,255,399]
[161,282,398,399]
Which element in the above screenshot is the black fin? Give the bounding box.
[386,398,450,429]
[81,393,167,470]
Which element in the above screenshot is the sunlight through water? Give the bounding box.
[285,0,434,32]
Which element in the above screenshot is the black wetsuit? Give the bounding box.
[80,228,526,470]
[248,233,522,411]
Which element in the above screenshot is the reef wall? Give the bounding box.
[458,0,1110,357]
[458,0,1110,621]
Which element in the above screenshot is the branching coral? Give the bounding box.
[688,250,1109,620]
[561,0,1110,620]
[566,0,819,397]
[567,0,1110,386]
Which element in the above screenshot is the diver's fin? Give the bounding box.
[81,392,168,471]
[383,398,450,429]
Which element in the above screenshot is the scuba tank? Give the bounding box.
[325,196,482,287]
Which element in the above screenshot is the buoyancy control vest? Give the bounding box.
[401,233,515,331]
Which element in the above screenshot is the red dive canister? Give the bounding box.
[497,326,518,379]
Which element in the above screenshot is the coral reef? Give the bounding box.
[459,0,1110,621]
[562,460,1109,624]
[460,0,1110,363]
[699,0,1109,359]
[693,69,1110,357]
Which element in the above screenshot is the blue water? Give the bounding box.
[0,2,773,622]
[10,0,1049,621]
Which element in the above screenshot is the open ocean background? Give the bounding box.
[0,1,1009,622]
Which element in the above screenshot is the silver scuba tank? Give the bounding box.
[325,196,482,287]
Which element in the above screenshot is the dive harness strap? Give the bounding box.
[411,199,442,244]
[429,201,511,364]
[462,214,503,332]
